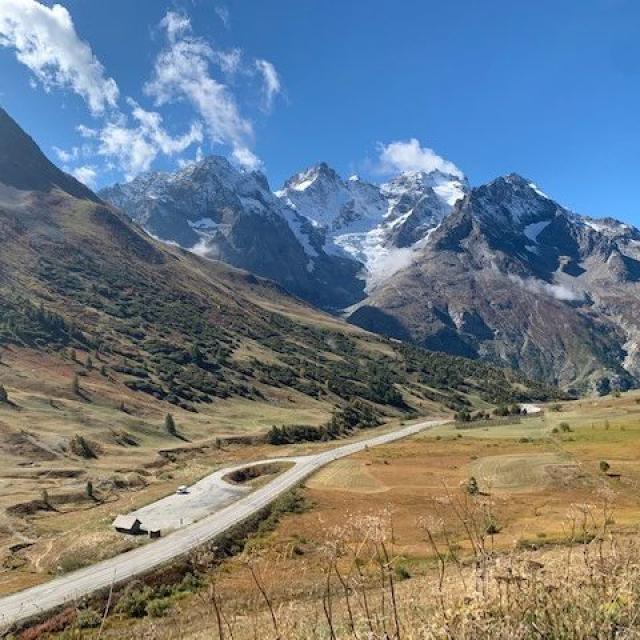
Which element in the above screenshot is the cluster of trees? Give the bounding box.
[401,344,559,406]
[455,403,526,423]
[266,400,381,445]
[0,297,85,348]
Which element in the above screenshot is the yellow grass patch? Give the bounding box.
[307,459,388,493]
[470,451,580,491]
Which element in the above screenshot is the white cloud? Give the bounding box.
[96,103,202,179]
[71,165,97,187]
[375,138,463,178]
[214,48,242,74]
[3,4,278,183]
[76,124,97,138]
[231,146,262,171]
[507,274,583,302]
[145,11,258,171]
[215,6,230,29]
[255,59,281,111]
[0,0,119,116]
[53,145,78,163]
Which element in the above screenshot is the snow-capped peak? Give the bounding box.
[473,173,562,226]
[280,162,341,193]
[382,169,469,208]
[276,163,469,292]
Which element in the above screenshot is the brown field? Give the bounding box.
[54,389,640,639]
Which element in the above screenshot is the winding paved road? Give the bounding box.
[0,418,445,630]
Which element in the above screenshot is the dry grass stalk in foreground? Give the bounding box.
[53,485,640,640]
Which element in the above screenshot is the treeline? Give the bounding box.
[266,400,381,445]
[400,344,561,406]
[455,403,528,423]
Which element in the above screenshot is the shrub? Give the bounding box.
[395,564,411,581]
[599,460,611,473]
[466,476,480,495]
[69,434,98,459]
[559,422,572,433]
[146,598,171,618]
[165,413,177,436]
[115,582,154,618]
[76,608,102,629]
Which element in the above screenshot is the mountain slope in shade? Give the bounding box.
[349,174,640,393]
[0,108,99,202]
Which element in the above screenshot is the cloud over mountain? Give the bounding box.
[375,138,464,179]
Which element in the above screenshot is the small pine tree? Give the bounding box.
[119,400,126,413]
[86,355,93,370]
[86,480,94,499]
[41,488,50,507]
[0,385,7,403]
[165,413,177,436]
[100,365,107,376]
[191,344,202,365]
[72,374,80,395]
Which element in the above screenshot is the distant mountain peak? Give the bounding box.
[281,162,342,193]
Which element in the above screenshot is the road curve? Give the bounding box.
[0,418,445,630]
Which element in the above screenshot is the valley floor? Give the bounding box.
[22,390,640,639]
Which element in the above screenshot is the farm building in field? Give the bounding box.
[112,515,144,535]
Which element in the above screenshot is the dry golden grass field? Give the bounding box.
[28,389,640,640]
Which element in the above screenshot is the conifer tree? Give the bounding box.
[165,413,177,436]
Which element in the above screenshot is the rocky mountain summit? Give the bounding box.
[100,155,640,393]
[277,162,468,290]
[99,157,363,309]
[349,174,640,393]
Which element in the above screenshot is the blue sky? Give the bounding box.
[0,0,639,225]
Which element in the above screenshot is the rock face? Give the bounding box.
[348,175,640,393]
[99,158,364,310]
[101,155,640,393]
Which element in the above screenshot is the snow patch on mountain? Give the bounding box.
[277,163,468,288]
[528,182,550,199]
[523,219,552,253]
[188,217,218,230]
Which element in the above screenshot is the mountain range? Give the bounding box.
[100,153,640,394]
[0,105,548,436]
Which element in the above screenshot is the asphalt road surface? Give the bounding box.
[0,418,445,630]
[127,457,306,532]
